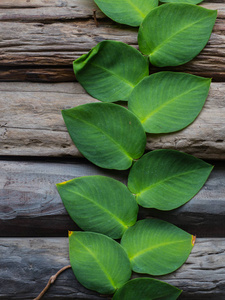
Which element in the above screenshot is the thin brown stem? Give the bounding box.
[93,9,98,27]
[33,265,71,300]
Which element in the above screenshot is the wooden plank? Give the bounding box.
[1,82,225,159]
[0,2,221,22]
[0,1,220,20]
[0,3,225,81]
[1,159,225,237]
[0,0,104,21]
[0,0,221,7]
[0,237,224,299]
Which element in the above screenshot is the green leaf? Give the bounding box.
[62,103,146,170]
[138,3,217,67]
[112,278,182,300]
[94,0,158,27]
[128,72,211,133]
[73,41,149,102]
[121,219,195,275]
[56,175,138,239]
[128,149,213,210]
[161,0,202,3]
[69,231,131,294]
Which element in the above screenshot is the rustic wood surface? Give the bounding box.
[1,159,225,237]
[1,0,225,299]
[1,81,225,159]
[0,1,225,82]
[0,237,224,300]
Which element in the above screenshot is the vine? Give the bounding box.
[34,1,217,299]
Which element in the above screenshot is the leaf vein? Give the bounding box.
[141,82,207,124]
[75,237,117,289]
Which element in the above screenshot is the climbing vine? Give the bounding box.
[35,1,216,299]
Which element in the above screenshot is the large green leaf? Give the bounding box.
[62,103,146,170]
[128,149,213,210]
[128,72,211,133]
[121,219,195,275]
[138,3,217,67]
[69,231,131,294]
[112,278,181,300]
[73,41,149,102]
[161,0,202,3]
[56,175,138,239]
[94,0,158,27]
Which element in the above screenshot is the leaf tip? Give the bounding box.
[58,181,68,186]
[68,231,73,237]
[191,235,196,246]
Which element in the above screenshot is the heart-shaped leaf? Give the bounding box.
[138,3,217,67]
[73,41,149,102]
[56,176,138,239]
[128,149,213,210]
[121,219,195,275]
[112,278,182,300]
[62,103,146,170]
[69,231,131,294]
[128,72,211,133]
[94,0,158,27]
[161,0,202,3]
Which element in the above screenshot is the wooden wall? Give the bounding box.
[0,0,225,299]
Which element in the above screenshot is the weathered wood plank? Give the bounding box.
[0,2,221,22]
[0,2,225,81]
[1,159,225,237]
[0,0,104,21]
[0,237,224,299]
[1,82,225,159]
[0,0,221,9]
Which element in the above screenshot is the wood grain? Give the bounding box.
[1,82,225,159]
[1,159,225,237]
[0,237,224,299]
[0,2,225,81]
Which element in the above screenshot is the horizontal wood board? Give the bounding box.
[0,237,225,299]
[1,159,225,237]
[0,2,225,82]
[0,82,225,159]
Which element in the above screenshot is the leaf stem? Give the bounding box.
[33,265,71,300]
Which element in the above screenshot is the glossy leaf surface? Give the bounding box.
[121,219,195,275]
[56,176,138,239]
[112,278,181,300]
[62,103,146,170]
[138,3,217,66]
[128,72,211,133]
[69,231,131,294]
[128,149,213,210]
[73,41,149,102]
[94,0,158,27]
[161,0,202,3]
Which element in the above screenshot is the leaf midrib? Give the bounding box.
[136,167,208,197]
[130,239,189,261]
[73,116,133,162]
[141,82,207,124]
[64,188,128,230]
[150,15,212,57]
[125,0,146,18]
[75,237,117,289]
[91,62,135,88]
